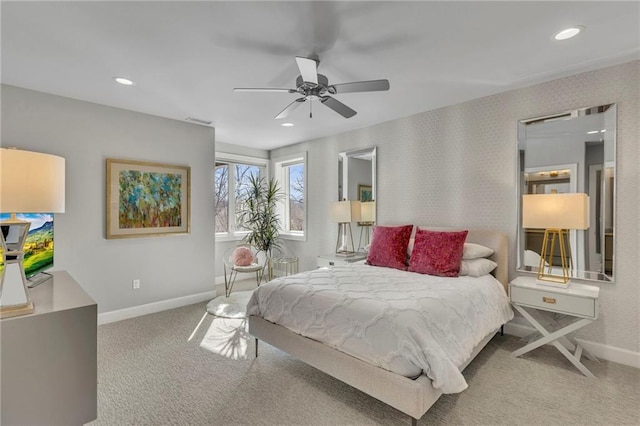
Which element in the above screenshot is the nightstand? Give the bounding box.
[317,253,367,268]
[509,275,600,378]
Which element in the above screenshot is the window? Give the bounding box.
[215,154,267,239]
[274,153,307,240]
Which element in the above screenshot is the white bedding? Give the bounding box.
[247,264,513,394]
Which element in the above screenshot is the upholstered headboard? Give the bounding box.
[413,227,509,293]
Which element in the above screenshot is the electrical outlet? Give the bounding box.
[132,279,141,290]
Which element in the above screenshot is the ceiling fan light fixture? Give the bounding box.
[236,55,389,120]
[554,26,583,41]
[114,76,134,86]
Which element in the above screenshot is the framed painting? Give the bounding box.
[358,184,373,202]
[106,158,191,239]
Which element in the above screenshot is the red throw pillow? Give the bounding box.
[408,229,468,277]
[366,225,414,270]
[232,246,254,266]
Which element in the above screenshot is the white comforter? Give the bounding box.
[246,264,513,394]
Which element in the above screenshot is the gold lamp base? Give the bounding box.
[537,228,571,287]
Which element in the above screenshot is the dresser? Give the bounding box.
[0,271,97,425]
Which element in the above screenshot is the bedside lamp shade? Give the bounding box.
[329,200,361,256]
[522,193,588,230]
[329,200,361,223]
[360,201,376,224]
[522,193,589,286]
[1,148,66,318]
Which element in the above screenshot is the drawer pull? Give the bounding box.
[329,261,335,266]
[542,296,556,304]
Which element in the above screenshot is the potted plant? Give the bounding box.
[237,174,283,280]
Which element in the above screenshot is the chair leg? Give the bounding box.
[255,338,259,358]
[223,263,229,296]
[226,269,238,297]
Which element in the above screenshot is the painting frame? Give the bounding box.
[106,158,191,239]
[358,184,373,202]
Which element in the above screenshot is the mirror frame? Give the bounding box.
[516,104,616,283]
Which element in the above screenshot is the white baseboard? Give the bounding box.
[503,322,640,369]
[98,290,216,325]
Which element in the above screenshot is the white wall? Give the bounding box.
[1,85,216,313]
[271,60,639,353]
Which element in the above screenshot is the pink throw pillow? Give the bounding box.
[232,246,254,266]
[366,225,414,270]
[408,229,468,277]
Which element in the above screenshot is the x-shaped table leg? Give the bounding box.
[511,304,596,378]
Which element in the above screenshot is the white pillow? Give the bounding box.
[460,258,497,277]
[462,243,494,260]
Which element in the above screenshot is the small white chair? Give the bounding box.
[222,244,262,297]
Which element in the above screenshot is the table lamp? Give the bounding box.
[329,200,361,256]
[358,201,376,250]
[1,148,65,318]
[522,193,589,286]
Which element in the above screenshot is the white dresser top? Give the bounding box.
[511,275,600,299]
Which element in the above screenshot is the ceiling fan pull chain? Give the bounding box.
[310,99,313,118]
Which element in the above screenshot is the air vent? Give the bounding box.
[185,116,213,126]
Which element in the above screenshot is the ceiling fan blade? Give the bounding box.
[275,98,306,120]
[320,96,357,118]
[234,88,296,93]
[295,56,318,85]
[329,79,390,94]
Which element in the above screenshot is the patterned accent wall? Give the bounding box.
[270,60,639,352]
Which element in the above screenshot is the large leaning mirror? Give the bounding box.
[517,104,616,283]
[338,147,376,249]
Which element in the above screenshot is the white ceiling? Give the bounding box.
[2,1,638,150]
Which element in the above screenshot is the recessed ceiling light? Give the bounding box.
[281,122,294,127]
[114,77,134,86]
[554,26,583,41]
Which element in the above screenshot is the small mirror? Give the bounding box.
[517,104,616,282]
[338,147,376,203]
[338,147,376,250]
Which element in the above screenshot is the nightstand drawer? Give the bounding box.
[317,253,367,268]
[510,286,596,319]
[317,257,343,267]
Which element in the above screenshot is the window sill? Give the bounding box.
[215,233,246,243]
[280,232,306,242]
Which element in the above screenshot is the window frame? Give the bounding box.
[273,152,307,241]
[215,153,268,242]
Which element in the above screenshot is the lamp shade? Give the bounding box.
[0,148,66,213]
[522,193,589,230]
[360,201,376,222]
[329,200,361,223]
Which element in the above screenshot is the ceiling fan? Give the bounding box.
[234,56,390,119]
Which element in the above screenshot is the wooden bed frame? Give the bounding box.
[249,229,508,425]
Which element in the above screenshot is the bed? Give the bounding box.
[247,228,511,425]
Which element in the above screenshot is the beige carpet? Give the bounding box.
[200,317,249,360]
[90,300,640,425]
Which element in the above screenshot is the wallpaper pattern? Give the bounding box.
[376,61,639,351]
[272,60,639,352]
